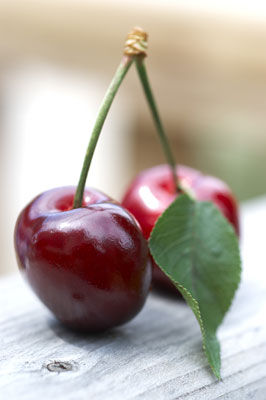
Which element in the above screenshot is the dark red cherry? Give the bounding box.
[15,186,152,331]
[122,165,239,294]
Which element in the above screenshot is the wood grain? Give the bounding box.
[0,198,266,399]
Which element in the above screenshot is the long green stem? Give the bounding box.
[73,56,133,208]
[135,57,180,192]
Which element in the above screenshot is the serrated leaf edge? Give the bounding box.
[199,201,242,328]
[150,261,221,379]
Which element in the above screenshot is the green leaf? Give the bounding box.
[149,194,241,379]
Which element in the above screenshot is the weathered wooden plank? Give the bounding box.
[0,198,266,399]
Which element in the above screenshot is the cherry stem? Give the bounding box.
[135,57,181,193]
[73,56,133,209]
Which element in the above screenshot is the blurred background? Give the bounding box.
[1,0,266,275]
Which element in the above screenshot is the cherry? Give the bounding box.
[15,186,151,331]
[121,164,239,293]
[14,29,154,331]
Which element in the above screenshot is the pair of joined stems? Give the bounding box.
[73,53,179,209]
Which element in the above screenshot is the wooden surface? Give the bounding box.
[0,198,266,399]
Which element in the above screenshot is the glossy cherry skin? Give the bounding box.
[14,187,152,332]
[121,164,239,293]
